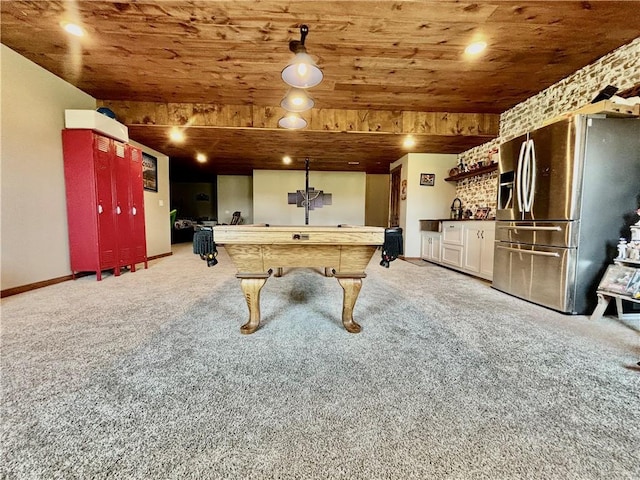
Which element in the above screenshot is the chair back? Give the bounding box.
[230,211,242,225]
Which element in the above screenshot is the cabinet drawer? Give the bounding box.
[442,222,463,245]
[441,244,463,268]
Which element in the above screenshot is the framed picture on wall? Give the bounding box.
[142,152,158,192]
[475,207,491,220]
[420,173,435,186]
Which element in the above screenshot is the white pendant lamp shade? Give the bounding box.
[281,51,323,88]
[278,113,308,129]
[281,88,315,112]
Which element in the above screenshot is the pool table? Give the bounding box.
[212,225,385,334]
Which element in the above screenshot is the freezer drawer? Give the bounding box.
[495,221,578,248]
[492,242,577,313]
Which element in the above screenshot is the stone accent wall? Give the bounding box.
[501,37,640,141]
[455,170,498,219]
[455,37,640,211]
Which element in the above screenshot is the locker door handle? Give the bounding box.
[116,206,122,215]
[98,204,103,214]
[132,207,137,215]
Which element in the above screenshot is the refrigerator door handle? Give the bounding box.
[523,139,536,212]
[516,141,527,214]
[496,245,560,257]
[496,225,562,232]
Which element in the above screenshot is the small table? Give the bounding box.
[213,225,385,334]
[590,259,640,321]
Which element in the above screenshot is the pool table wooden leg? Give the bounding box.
[238,276,268,334]
[335,275,365,333]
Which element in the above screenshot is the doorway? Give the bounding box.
[389,165,401,227]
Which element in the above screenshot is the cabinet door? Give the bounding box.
[463,224,482,274]
[441,244,463,268]
[421,233,430,260]
[442,222,464,245]
[430,234,441,263]
[128,146,147,268]
[94,135,117,268]
[114,141,133,267]
[480,224,496,280]
[422,232,442,263]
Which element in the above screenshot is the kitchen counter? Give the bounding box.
[420,218,495,231]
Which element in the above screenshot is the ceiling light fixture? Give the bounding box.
[281,87,315,112]
[403,135,416,148]
[61,21,85,37]
[196,153,207,163]
[169,128,185,142]
[281,25,323,89]
[283,156,292,164]
[278,113,307,130]
[465,41,487,55]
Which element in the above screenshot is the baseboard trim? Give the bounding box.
[1,274,83,298]
[149,251,173,261]
[1,251,173,298]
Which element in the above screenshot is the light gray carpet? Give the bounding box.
[402,258,434,267]
[1,243,639,479]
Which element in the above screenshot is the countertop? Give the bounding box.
[420,218,496,231]
[421,218,496,222]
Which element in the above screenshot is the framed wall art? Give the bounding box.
[142,152,158,192]
[420,173,435,186]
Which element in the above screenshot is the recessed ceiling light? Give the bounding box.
[196,153,207,163]
[348,161,360,165]
[283,156,292,164]
[169,128,185,142]
[465,41,487,55]
[403,135,416,149]
[61,21,85,37]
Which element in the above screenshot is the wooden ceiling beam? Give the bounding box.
[98,100,499,137]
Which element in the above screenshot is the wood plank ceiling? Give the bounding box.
[1,1,639,175]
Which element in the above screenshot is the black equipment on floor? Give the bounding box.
[380,227,403,268]
[193,227,218,267]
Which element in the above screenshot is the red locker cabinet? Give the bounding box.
[62,129,148,280]
[128,145,148,271]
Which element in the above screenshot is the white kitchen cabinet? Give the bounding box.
[421,231,442,263]
[463,221,495,280]
[438,220,495,279]
[441,243,464,268]
[441,221,464,268]
[442,221,464,245]
[479,224,495,279]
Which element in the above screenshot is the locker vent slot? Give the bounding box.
[97,136,109,152]
[115,143,125,158]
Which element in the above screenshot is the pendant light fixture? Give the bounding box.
[278,113,308,130]
[280,87,315,112]
[281,25,323,89]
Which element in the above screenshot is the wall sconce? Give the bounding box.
[281,25,323,89]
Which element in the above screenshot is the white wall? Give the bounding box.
[253,170,366,225]
[217,175,253,224]
[365,174,390,227]
[129,141,171,257]
[1,45,171,291]
[1,45,96,289]
[390,153,457,257]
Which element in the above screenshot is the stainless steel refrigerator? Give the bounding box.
[493,115,640,314]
